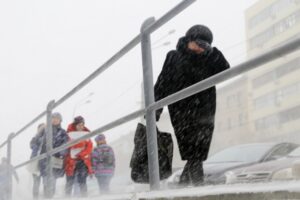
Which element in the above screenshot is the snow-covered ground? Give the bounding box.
[17,181,300,200]
[136,181,300,199]
[12,165,300,200]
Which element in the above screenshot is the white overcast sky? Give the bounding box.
[0,0,257,162]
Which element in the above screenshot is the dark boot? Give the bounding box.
[179,160,204,187]
[189,160,204,186]
[179,160,192,186]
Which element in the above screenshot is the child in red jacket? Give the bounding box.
[65,116,93,197]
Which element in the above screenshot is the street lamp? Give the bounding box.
[87,92,94,97]
[153,41,172,50]
[168,29,176,35]
[153,29,176,45]
[72,100,92,118]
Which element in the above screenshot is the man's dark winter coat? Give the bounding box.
[154,36,230,161]
[32,125,68,178]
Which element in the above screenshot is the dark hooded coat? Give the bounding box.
[36,125,68,178]
[154,35,230,161]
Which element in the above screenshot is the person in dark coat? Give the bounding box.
[36,113,68,198]
[29,123,46,199]
[154,25,230,186]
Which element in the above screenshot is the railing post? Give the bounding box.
[7,132,14,200]
[140,17,160,190]
[45,100,55,198]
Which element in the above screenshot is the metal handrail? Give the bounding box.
[15,36,300,171]
[0,0,196,149]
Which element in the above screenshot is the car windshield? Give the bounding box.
[288,147,300,157]
[206,144,274,163]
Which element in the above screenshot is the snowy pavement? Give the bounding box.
[51,181,300,200]
[136,181,300,199]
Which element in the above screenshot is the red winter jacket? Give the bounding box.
[64,124,93,176]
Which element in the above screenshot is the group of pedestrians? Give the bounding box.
[29,114,115,199]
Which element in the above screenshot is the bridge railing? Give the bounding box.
[2,0,300,199]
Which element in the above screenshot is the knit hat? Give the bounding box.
[95,134,106,142]
[185,25,213,45]
[73,116,85,125]
[52,112,62,122]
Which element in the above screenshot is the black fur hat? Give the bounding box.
[185,25,213,45]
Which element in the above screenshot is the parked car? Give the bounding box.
[226,146,300,184]
[165,142,298,187]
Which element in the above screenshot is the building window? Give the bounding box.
[277,57,300,78]
[228,118,232,130]
[255,114,280,130]
[282,84,298,98]
[226,92,243,108]
[248,0,299,29]
[253,81,300,110]
[252,57,300,89]
[254,92,277,109]
[255,105,300,130]
[239,113,244,126]
[280,105,300,123]
[250,10,300,49]
[252,71,276,88]
[237,92,242,106]
[250,28,274,49]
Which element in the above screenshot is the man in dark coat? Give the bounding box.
[35,113,68,198]
[154,25,230,186]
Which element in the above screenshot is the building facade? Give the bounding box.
[211,76,250,154]
[212,0,300,153]
[246,0,300,143]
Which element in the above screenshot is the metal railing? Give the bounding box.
[2,0,196,198]
[2,0,300,198]
[0,0,195,150]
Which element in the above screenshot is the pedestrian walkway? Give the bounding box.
[52,181,300,200]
